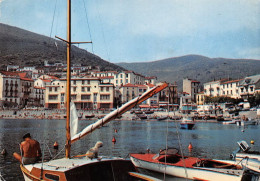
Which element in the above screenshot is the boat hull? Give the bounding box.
[21,157,137,181]
[130,155,244,181]
[180,123,195,130]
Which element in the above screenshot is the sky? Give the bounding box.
[0,0,260,63]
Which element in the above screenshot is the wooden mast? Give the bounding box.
[65,0,72,158]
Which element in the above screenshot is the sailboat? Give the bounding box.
[14,0,168,180]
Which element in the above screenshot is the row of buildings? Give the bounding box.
[1,62,259,110]
[0,64,178,110]
[182,74,260,106]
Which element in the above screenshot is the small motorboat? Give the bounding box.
[180,117,195,129]
[231,140,260,173]
[130,148,244,181]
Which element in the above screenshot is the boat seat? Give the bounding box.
[158,155,181,164]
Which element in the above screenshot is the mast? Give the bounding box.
[66,0,72,158]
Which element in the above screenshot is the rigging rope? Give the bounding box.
[163,86,170,181]
[82,0,95,55]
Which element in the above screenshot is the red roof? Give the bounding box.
[99,76,114,79]
[221,79,243,84]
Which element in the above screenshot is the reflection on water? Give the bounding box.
[0,119,259,180]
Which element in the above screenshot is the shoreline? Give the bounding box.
[0,109,258,121]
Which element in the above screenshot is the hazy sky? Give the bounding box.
[0,0,260,63]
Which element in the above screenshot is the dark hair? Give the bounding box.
[23,133,31,139]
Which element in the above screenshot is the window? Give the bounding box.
[87,87,91,92]
[49,95,58,100]
[101,87,104,92]
[120,74,123,78]
[82,87,85,92]
[230,84,232,88]
[71,95,76,100]
[231,90,233,95]
[126,74,129,78]
[49,87,52,91]
[106,87,109,92]
[100,95,110,100]
[73,87,77,92]
[87,80,90,84]
[81,95,91,100]
[126,79,128,83]
[227,91,229,95]
[73,80,76,85]
[82,80,85,85]
[55,87,57,92]
[227,84,229,88]
[223,91,225,95]
[250,87,253,92]
[241,88,244,92]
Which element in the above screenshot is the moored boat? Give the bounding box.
[130,148,244,181]
[180,117,195,129]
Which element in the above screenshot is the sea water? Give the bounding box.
[0,119,259,180]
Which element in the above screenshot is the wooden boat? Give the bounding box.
[180,117,195,129]
[130,148,244,181]
[14,0,169,180]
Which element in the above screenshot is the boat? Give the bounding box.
[13,0,169,180]
[230,140,260,173]
[84,114,95,119]
[156,116,168,121]
[130,148,244,181]
[138,114,148,120]
[180,117,195,129]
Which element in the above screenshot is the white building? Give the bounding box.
[221,79,241,99]
[45,77,114,109]
[238,74,260,100]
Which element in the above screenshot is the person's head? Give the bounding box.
[23,133,31,140]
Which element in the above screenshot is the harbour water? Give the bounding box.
[0,118,259,180]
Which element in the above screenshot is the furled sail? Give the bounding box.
[70,102,78,138]
[71,82,168,143]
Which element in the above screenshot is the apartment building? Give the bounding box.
[0,71,21,107]
[183,78,200,102]
[203,79,227,97]
[221,79,241,99]
[45,77,114,109]
[119,83,157,107]
[238,74,260,100]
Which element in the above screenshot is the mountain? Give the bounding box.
[0,23,124,71]
[117,55,260,89]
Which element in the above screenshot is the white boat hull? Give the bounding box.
[130,157,244,181]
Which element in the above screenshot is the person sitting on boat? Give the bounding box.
[13,133,41,165]
[86,141,103,159]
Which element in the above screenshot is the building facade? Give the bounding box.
[45,77,114,109]
[183,78,200,103]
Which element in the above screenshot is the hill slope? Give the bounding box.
[0,23,124,71]
[117,55,260,87]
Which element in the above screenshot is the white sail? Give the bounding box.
[70,102,78,138]
[71,83,168,143]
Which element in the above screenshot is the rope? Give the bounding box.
[45,142,53,158]
[51,145,66,160]
[49,0,58,38]
[163,86,170,181]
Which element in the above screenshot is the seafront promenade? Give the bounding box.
[0,109,258,121]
